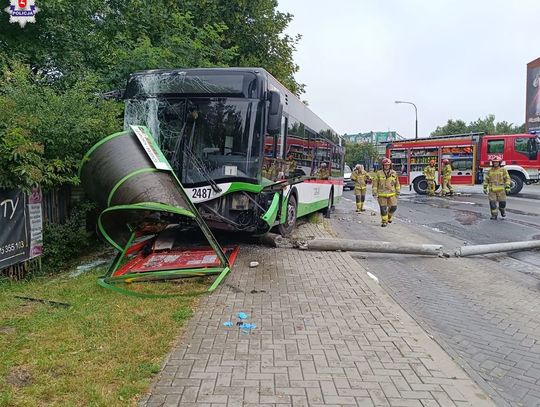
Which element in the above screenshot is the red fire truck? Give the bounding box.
[386,133,540,195]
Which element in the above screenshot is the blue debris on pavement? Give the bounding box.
[222,312,256,333]
[239,322,257,334]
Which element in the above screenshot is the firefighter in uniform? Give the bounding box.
[351,164,370,212]
[315,162,330,179]
[440,159,454,196]
[483,156,511,220]
[285,154,297,177]
[262,159,278,180]
[423,159,436,197]
[372,158,400,227]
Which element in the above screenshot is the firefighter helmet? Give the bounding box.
[442,159,450,164]
[490,156,502,166]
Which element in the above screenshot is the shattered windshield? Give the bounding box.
[124,71,258,98]
[124,97,262,185]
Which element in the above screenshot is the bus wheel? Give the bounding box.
[278,195,297,236]
[323,190,334,218]
[413,177,428,195]
[508,173,524,195]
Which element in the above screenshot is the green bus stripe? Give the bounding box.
[98,202,196,251]
[227,182,264,194]
[296,198,329,218]
[78,130,129,178]
[107,168,159,207]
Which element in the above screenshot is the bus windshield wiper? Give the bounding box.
[184,145,222,193]
[169,119,221,193]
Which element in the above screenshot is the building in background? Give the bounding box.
[343,131,404,156]
[526,57,540,133]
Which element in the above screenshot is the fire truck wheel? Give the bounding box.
[413,177,428,195]
[508,173,523,195]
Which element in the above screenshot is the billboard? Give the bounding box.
[526,57,540,133]
[0,188,43,270]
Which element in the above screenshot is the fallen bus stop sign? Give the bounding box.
[79,125,235,296]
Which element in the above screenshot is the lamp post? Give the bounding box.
[395,100,418,139]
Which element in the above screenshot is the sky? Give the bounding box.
[277,0,540,138]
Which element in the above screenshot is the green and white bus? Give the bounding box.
[123,68,344,235]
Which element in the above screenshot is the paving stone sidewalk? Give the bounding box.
[139,222,493,407]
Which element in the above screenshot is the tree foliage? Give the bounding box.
[182,0,304,94]
[0,0,304,190]
[431,115,526,137]
[0,62,122,190]
[0,0,302,93]
[345,142,379,167]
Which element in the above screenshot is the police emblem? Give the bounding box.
[4,0,39,28]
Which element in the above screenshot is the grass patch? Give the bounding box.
[0,268,207,406]
[307,212,323,224]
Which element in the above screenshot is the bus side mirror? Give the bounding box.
[268,90,283,135]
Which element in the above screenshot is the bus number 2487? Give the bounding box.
[191,187,212,200]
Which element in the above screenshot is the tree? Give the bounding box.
[0,0,302,93]
[345,142,379,168]
[181,0,304,95]
[0,62,122,190]
[431,115,525,137]
[0,1,237,90]
[0,1,304,188]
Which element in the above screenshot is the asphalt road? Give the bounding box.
[331,184,540,407]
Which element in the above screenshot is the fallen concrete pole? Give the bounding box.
[455,240,540,257]
[305,239,443,256]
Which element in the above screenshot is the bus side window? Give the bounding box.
[287,116,309,177]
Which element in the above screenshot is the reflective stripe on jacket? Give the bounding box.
[442,164,452,179]
[351,169,369,189]
[423,166,436,180]
[483,167,510,192]
[372,169,400,197]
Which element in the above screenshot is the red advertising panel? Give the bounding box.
[526,57,540,133]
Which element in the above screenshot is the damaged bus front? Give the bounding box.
[123,68,343,234]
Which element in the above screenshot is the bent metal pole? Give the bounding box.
[306,239,442,256]
[455,240,540,257]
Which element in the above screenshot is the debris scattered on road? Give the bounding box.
[455,240,540,257]
[250,289,267,294]
[222,312,257,334]
[306,238,443,256]
[239,323,257,333]
[249,261,259,268]
[367,272,379,283]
